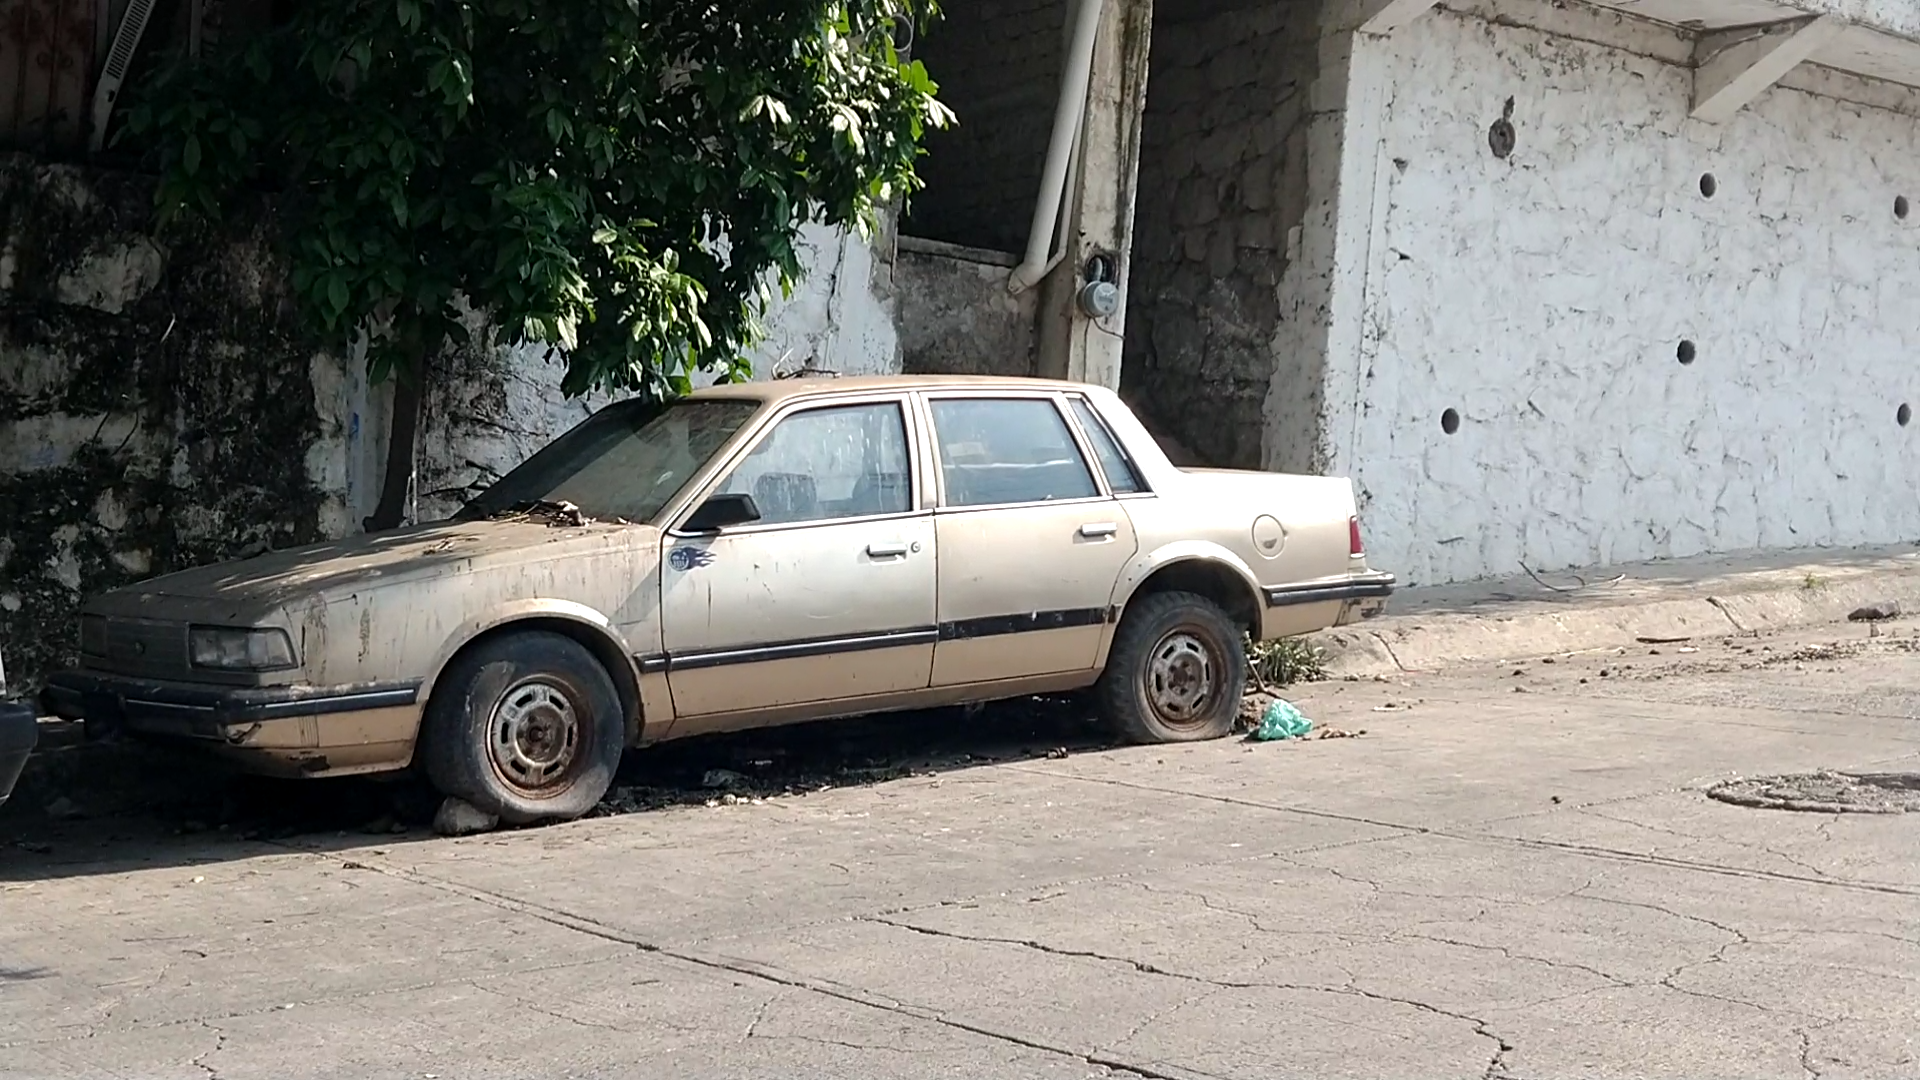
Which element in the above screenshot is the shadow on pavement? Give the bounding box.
[0,695,1115,882]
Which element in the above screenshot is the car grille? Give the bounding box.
[84,618,190,677]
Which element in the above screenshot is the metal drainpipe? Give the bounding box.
[1008,0,1105,295]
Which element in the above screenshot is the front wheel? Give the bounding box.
[1096,591,1247,744]
[422,631,626,825]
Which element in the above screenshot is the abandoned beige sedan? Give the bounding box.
[45,375,1394,822]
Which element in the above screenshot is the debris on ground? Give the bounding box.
[43,796,82,820]
[1707,770,1920,814]
[1251,699,1313,741]
[1848,602,1901,622]
[433,797,499,836]
[701,768,749,790]
[1315,727,1365,739]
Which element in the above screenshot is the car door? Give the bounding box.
[658,395,936,721]
[922,392,1140,687]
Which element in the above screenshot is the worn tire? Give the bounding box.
[422,631,624,825]
[1097,590,1247,744]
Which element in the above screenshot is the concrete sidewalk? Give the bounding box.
[1310,542,1920,677]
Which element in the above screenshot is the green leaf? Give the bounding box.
[181,134,201,175]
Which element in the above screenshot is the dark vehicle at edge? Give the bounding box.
[0,650,35,807]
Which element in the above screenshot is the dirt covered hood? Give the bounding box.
[88,518,657,616]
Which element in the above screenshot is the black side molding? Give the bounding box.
[634,606,1116,675]
[1265,572,1397,609]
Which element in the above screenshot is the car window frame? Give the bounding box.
[1063,394,1154,499]
[666,392,926,537]
[915,389,1116,512]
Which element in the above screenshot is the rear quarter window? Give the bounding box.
[1067,397,1146,495]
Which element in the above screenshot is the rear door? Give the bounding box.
[922,391,1139,687]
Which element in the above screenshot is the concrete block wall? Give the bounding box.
[894,237,1040,377]
[1334,0,1920,585]
[1122,0,1321,470]
[907,0,1071,253]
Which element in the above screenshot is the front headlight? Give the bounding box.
[189,626,298,671]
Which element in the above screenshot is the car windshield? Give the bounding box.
[459,398,760,524]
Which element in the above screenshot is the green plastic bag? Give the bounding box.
[1254,699,1313,741]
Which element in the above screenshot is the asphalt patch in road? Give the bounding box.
[1707,770,1920,814]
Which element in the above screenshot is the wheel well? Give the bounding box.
[1127,560,1261,637]
[427,618,643,745]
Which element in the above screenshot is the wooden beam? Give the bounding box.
[1692,15,1845,124]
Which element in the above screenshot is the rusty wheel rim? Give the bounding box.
[489,677,584,796]
[1145,627,1219,729]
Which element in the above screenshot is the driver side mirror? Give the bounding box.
[682,492,761,533]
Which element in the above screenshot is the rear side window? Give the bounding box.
[1068,397,1145,495]
[929,397,1099,507]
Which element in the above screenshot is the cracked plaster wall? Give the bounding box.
[1312,0,1920,586]
[0,150,901,685]
[1123,0,1321,471]
[411,221,902,521]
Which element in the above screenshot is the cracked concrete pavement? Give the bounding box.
[2,624,1917,1079]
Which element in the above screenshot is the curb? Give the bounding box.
[1305,548,1920,678]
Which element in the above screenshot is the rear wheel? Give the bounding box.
[422,631,625,825]
[1097,591,1247,744]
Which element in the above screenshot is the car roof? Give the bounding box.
[685,374,1093,405]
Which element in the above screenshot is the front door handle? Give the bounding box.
[867,542,910,558]
[1079,522,1119,539]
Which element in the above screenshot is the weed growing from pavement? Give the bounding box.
[1247,636,1328,689]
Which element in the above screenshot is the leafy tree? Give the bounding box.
[121,0,949,529]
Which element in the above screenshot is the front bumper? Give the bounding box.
[40,670,423,778]
[0,699,36,808]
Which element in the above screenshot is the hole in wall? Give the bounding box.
[1900,403,1912,427]
[1440,408,1461,435]
[1897,196,1911,220]
[1488,96,1517,160]
[1677,340,1697,365]
[1699,173,1717,198]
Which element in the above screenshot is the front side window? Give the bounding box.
[711,401,913,526]
[929,397,1099,508]
[461,399,760,524]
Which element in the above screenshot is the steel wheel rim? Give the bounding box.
[1145,628,1218,728]
[490,677,583,795]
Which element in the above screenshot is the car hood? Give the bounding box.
[87,518,661,623]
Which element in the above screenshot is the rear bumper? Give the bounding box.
[1262,571,1396,610]
[0,699,36,808]
[40,670,422,778]
[1261,571,1396,634]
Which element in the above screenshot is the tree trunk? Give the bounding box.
[363,334,429,533]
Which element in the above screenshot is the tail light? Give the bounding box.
[1349,515,1364,556]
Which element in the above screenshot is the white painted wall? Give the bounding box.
[1327,1,1920,585]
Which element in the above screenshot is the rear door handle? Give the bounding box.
[867,542,910,558]
[1079,522,1119,539]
